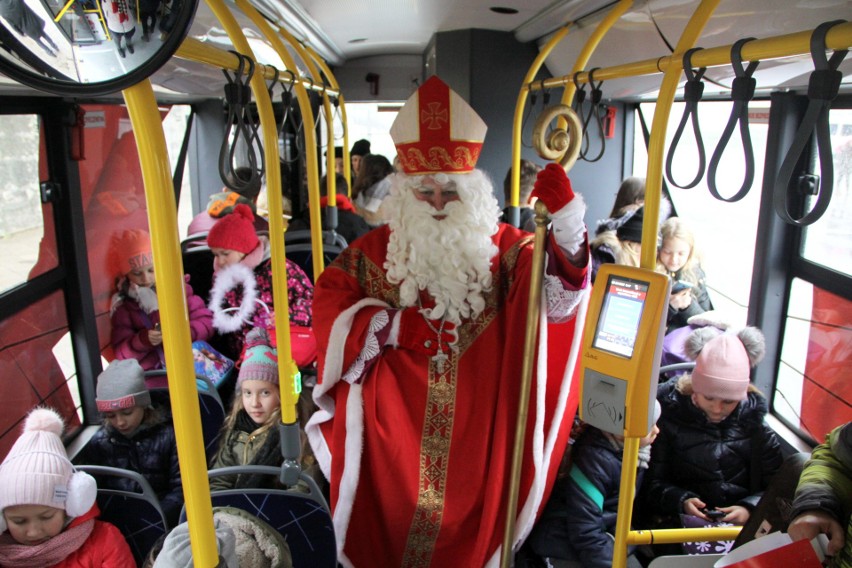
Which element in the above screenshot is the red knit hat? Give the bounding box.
[207,204,259,254]
[109,229,153,278]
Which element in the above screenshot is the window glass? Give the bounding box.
[0,114,48,293]
[775,278,852,443]
[800,107,852,277]
[634,102,770,324]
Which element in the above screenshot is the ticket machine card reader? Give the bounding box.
[580,265,670,437]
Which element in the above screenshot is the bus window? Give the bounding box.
[0,114,50,293]
[634,101,771,324]
[776,279,851,442]
[800,107,852,277]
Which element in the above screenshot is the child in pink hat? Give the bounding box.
[206,204,314,361]
[109,228,214,370]
[0,407,134,567]
[640,326,784,538]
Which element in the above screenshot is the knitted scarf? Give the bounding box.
[0,518,94,567]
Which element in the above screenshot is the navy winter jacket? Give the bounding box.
[75,404,182,528]
[642,379,783,520]
[528,428,646,567]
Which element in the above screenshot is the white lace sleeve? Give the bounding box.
[341,309,391,384]
[543,260,588,323]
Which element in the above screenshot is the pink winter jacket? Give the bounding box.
[111,276,214,370]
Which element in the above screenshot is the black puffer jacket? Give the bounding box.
[76,404,182,528]
[641,379,783,520]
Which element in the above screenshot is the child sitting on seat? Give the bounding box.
[75,359,183,528]
[656,217,713,333]
[210,327,286,490]
[0,407,134,567]
[109,229,214,370]
[642,326,783,529]
[527,402,661,568]
[207,204,313,361]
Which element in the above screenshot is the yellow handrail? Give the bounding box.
[508,25,570,212]
[531,22,852,89]
[123,80,219,566]
[613,1,722,567]
[273,25,334,279]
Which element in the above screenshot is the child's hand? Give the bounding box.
[669,289,693,310]
[148,329,163,346]
[717,505,750,525]
[683,497,708,519]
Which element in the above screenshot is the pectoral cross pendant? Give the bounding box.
[432,351,448,373]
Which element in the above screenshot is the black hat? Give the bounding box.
[325,146,344,159]
[616,206,644,243]
[351,139,371,157]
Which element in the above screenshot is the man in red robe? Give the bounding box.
[306,76,590,567]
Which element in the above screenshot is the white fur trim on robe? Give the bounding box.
[305,297,389,566]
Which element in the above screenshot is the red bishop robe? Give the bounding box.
[307,223,589,568]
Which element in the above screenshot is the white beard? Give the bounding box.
[382,170,500,325]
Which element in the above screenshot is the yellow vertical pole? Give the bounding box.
[612,2,721,567]
[122,80,219,567]
[560,0,634,106]
[272,24,332,279]
[205,0,298,420]
[305,44,351,199]
[510,25,570,210]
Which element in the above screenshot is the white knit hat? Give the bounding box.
[0,408,97,532]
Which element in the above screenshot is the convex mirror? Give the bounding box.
[0,0,197,95]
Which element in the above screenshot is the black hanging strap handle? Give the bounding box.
[219,52,264,194]
[580,68,606,163]
[773,20,848,226]
[665,47,707,189]
[572,71,591,156]
[707,38,759,202]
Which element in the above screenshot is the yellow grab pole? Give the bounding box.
[560,0,633,108]
[532,22,852,89]
[612,2,721,567]
[123,80,219,567]
[304,44,352,195]
[206,0,298,421]
[500,201,550,568]
[627,526,742,545]
[509,25,569,212]
[274,24,332,279]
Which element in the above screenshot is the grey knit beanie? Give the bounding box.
[96,359,151,412]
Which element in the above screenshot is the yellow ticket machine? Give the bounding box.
[580,264,671,437]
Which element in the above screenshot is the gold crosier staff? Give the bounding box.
[500,104,583,567]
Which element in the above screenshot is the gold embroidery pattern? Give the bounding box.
[399,146,481,173]
[337,236,527,563]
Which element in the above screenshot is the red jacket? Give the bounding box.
[52,504,135,567]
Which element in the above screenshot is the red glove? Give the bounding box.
[530,163,575,213]
[396,307,457,357]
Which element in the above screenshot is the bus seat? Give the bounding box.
[284,229,348,282]
[145,371,226,462]
[648,554,724,567]
[185,465,337,568]
[659,362,696,383]
[76,465,169,567]
[181,243,215,303]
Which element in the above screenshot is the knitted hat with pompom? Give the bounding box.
[0,408,97,530]
[237,327,279,387]
[207,204,259,255]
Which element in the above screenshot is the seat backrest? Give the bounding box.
[76,465,169,567]
[284,230,347,282]
[191,465,337,568]
[145,371,226,463]
[659,361,696,382]
[181,245,215,303]
[648,554,724,567]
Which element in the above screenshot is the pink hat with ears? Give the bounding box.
[686,327,766,401]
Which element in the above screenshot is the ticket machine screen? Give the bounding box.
[592,275,650,358]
